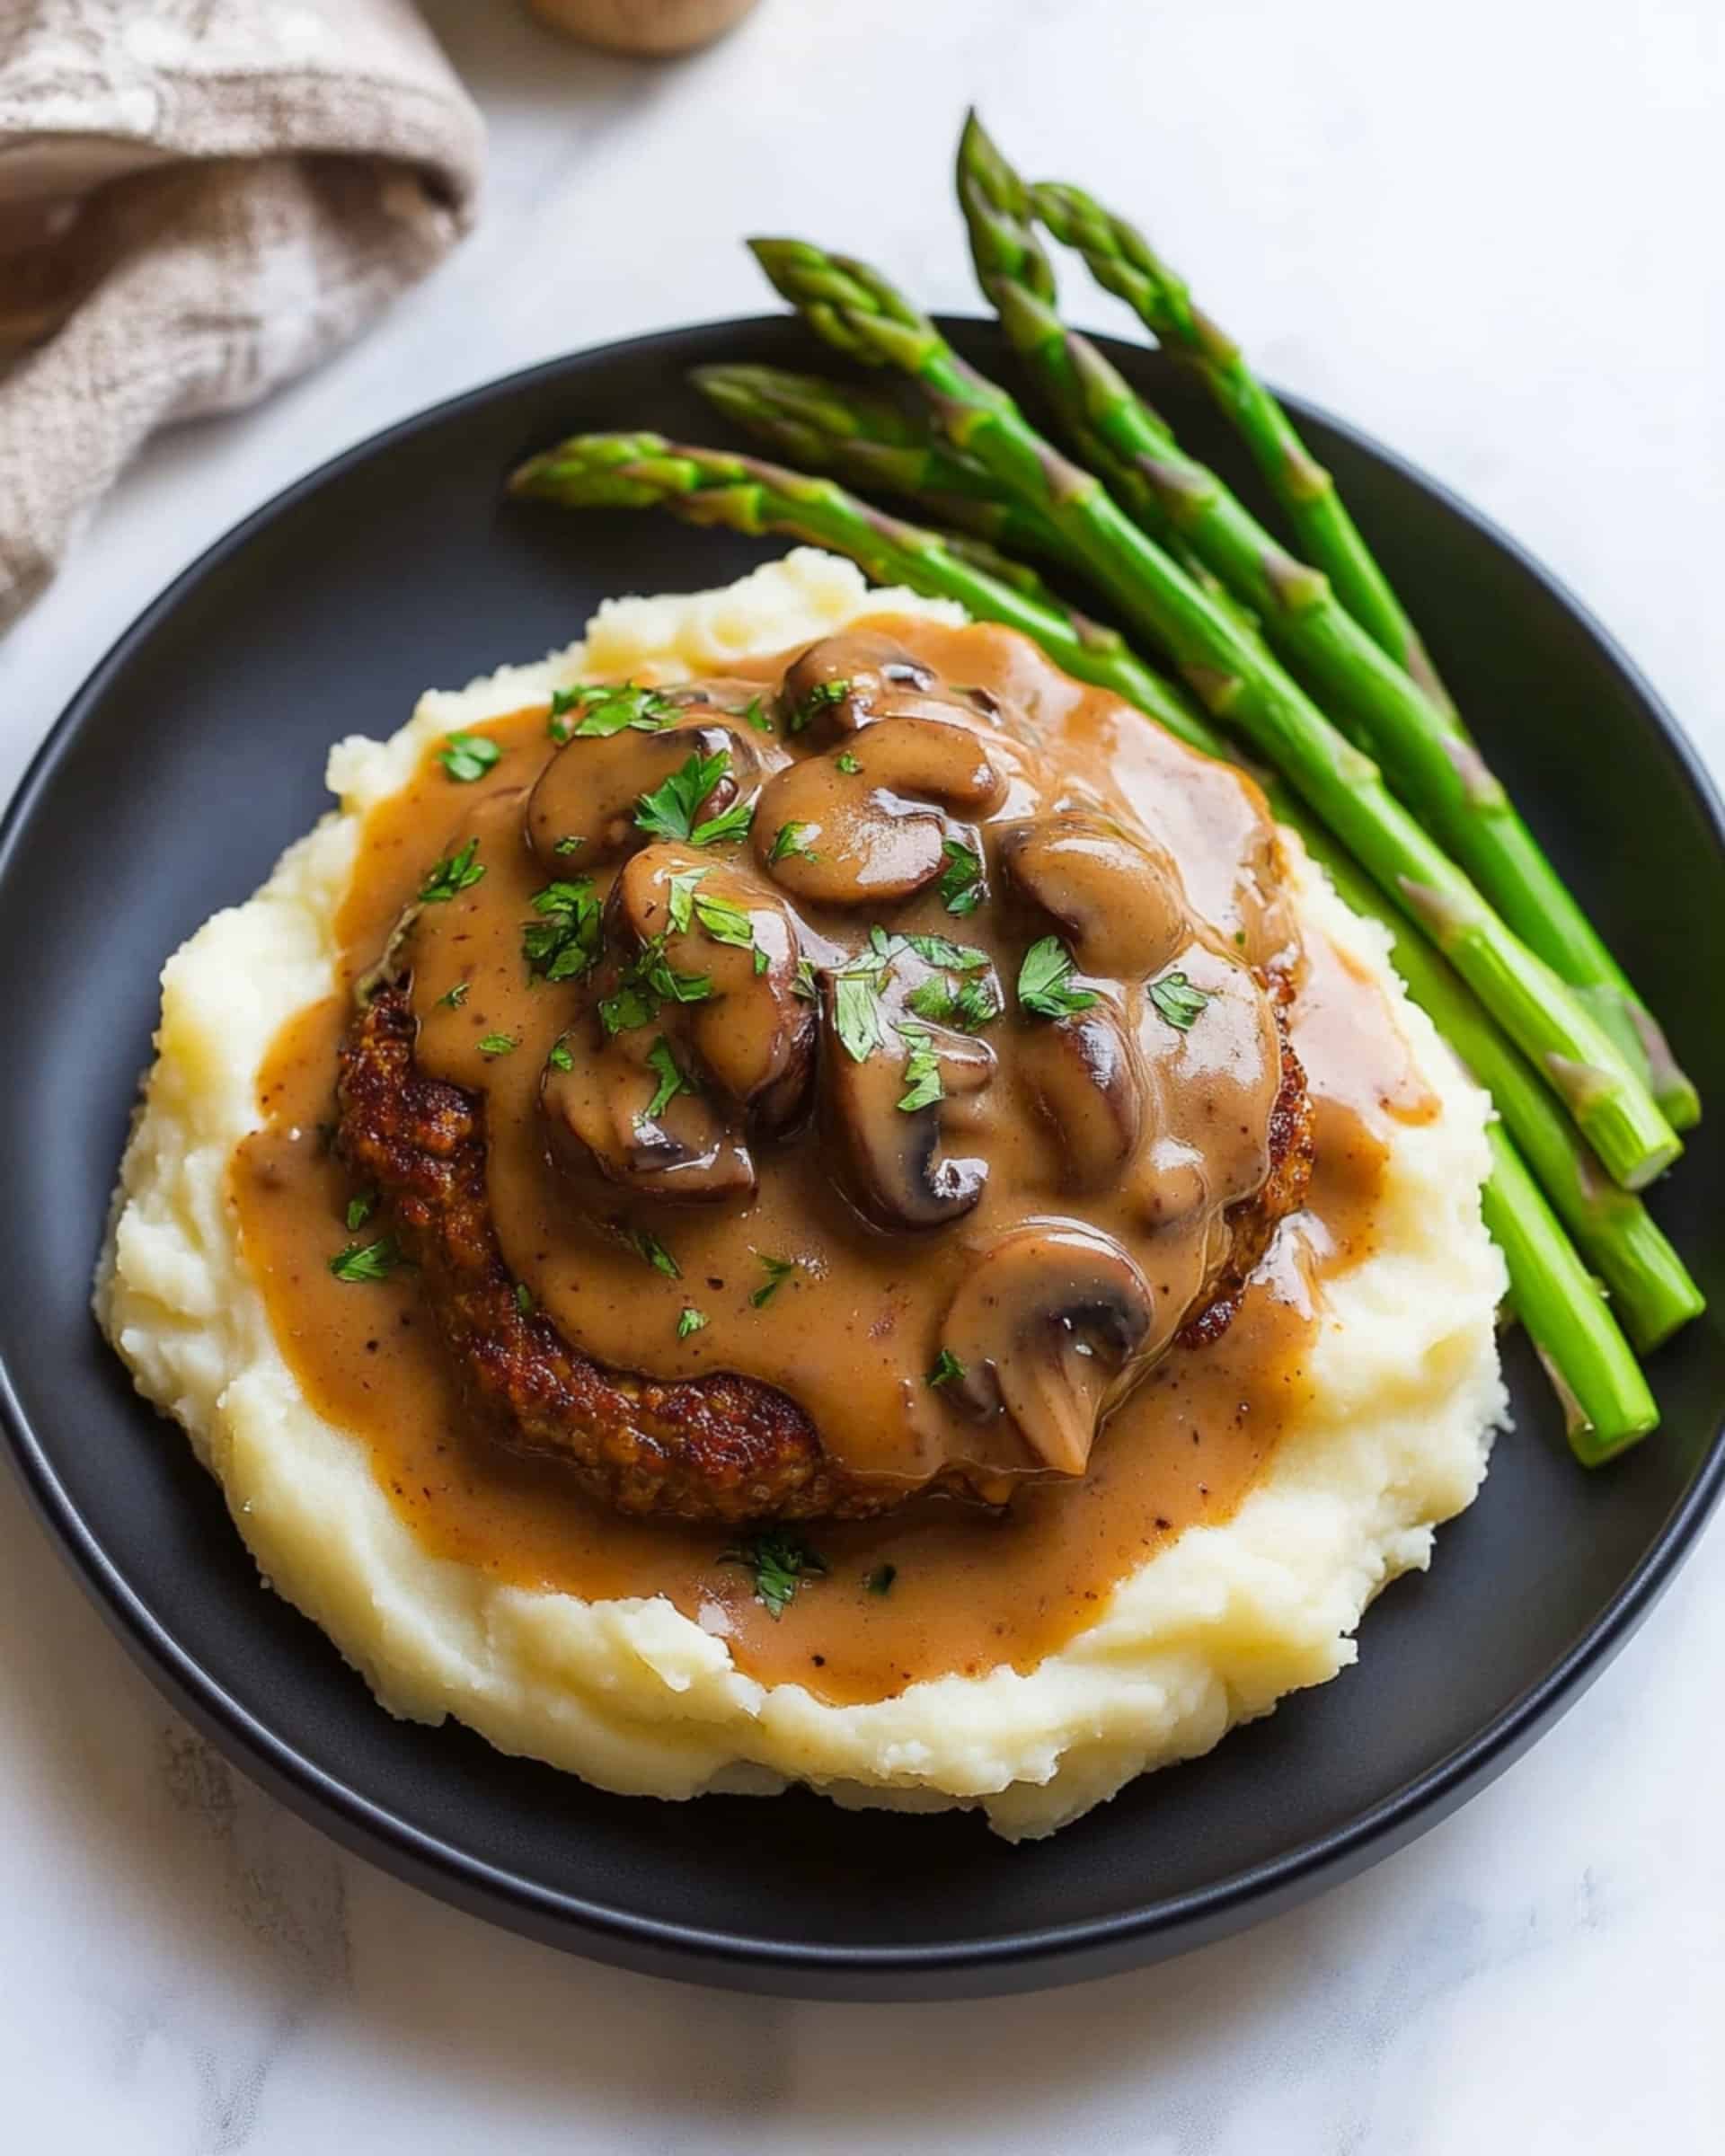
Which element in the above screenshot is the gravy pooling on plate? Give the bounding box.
[231,616,1437,1706]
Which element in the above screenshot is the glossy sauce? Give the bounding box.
[230,617,1430,1704]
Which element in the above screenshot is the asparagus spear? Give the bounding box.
[510,426,1683,1442]
[692,363,1083,572]
[1028,172,1452,712]
[748,235,1680,1191]
[509,432,1210,746]
[1292,824,1701,1357]
[956,115,1697,1130]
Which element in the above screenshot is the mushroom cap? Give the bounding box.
[780,629,936,738]
[819,976,996,1232]
[938,1224,1155,1475]
[1017,1001,1147,1193]
[526,718,767,869]
[999,809,1190,980]
[756,717,1006,907]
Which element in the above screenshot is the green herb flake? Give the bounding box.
[328,1236,402,1285]
[514,1282,535,1316]
[1017,936,1100,1021]
[478,1032,517,1057]
[643,1036,686,1121]
[895,1024,943,1114]
[438,731,502,783]
[545,685,579,743]
[625,1228,680,1279]
[865,1562,898,1597]
[907,973,1000,1032]
[571,683,680,739]
[741,695,774,735]
[722,1527,827,1618]
[546,1038,574,1073]
[635,748,753,849]
[437,980,470,1010]
[1148,970,1213,1031]
[553,835,584,856]
[936,838,984,917]
[599,934,713,1035]
[833,970,891,1064]
[677,1306,709,1339]
[522,877,603,984]
[792,959,819,1003]
[344,1191,376,1232]
[419,837,485,904]
[787,677,849,734]
[927,1347,968,1389]
[835,751,862,775]
[750,1254,797,1308]
[667,865,710,935]
[767,819,818,865]
[903,932,988,971]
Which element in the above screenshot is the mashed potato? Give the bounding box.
[97,551,1508,1840]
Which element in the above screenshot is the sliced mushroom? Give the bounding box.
[820,986,995,1231]
[1017,1002,1147,1191]
[609,844,816,1133]
[999,810,1189,980]
[544,1048,755,1203]
[780,630,936,738]
[541,844,817,1205]
[756,716,1004,906]
[938,1225,1155,1475]
[526,719,765,868]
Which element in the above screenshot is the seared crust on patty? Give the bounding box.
[337,983,1313,1524]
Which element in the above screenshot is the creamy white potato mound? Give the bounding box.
[98,550,1508,1841]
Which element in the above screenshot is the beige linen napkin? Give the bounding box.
[0,0,485,627]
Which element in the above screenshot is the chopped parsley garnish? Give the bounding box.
[634,748,753,848]
[553,835,584,856]
[669,864,756,954]
[547,681,679,745]
[522,877,602,983]
[836,751,862,775]
[927,1348,967,1389]
[898,932,988,971]
[865,1562,898,1596]
[624,1228,680,1279]
[787,677,849,733]
[792,958,819,1003]
[546,1037,574,1073]
[936,838,984,916]
[832,968,892,1064]
[419,837,485,904]
[328,1236,402,1285]
[767,819,818,865]
[478,1032,517,1057]
[677,1306,709,1339]
[1148,970,1213,1031]
[344,1191,376,1232]
[437,980,470,1009]
[895,1023,943,1113]
[599,934,712,1034]
[643,1036,686,1120]
[906,972,1000,1032]
[1017,935,1100,1021]
[740,695,774,735]
[514,1283,535,1316]
[750,1254,797,1307]
[723,1527,827,1618]
[438,731,502,783]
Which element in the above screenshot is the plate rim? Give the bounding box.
[4,313,1724,1993]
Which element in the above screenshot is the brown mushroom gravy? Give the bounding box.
[231,616,1436,1704]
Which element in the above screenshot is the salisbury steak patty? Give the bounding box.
[336,981,1313,1524]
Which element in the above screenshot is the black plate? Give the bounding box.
[3,317,1722,2001]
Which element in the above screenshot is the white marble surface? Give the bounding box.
[3,2,1722,2146]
